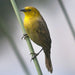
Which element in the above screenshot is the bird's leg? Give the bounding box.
[21,34,29,39]
[31,48,43,60]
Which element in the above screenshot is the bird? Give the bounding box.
[20,6,53,73]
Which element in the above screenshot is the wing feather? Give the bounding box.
[36,17,51,50]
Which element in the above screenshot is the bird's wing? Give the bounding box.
[36,17,51,50]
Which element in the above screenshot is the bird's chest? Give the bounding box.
[24,20,36,33]
[24,18,39,41]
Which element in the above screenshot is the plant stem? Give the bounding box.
[58,0,75,39]
[10,0,43,75]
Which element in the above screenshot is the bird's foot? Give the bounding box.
[31,48,43,60]
[21,34,29,39]
[31,52,39,60]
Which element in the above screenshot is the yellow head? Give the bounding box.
[20,6,41,18]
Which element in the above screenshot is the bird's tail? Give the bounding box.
[45,54,53,73]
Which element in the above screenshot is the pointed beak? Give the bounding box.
[20,9,26,12]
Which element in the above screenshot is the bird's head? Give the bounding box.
[20,6,41,17]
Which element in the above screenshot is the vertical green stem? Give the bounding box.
[58,0,75,39]
[10,0,43,75]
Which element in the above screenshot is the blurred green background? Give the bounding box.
[0,0,75,75]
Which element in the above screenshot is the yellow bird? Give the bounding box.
[21,6,53,73]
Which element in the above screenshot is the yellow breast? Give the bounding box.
[24,17,41,45]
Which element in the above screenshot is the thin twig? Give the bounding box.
[58,0,75,39]
[10,0,43,75]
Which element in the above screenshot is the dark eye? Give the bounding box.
[28,9,31,11]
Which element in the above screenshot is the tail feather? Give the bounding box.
[45,55,53,73]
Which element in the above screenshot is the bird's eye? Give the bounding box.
[28,9,31,11]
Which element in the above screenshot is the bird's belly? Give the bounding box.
[25,24,42,46]
[30,32,40,44]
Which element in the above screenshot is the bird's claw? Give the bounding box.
[21,34,29,39]
[30,52,39,61]
[30,48,43,61]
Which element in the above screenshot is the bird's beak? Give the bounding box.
[20,9,26,12]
